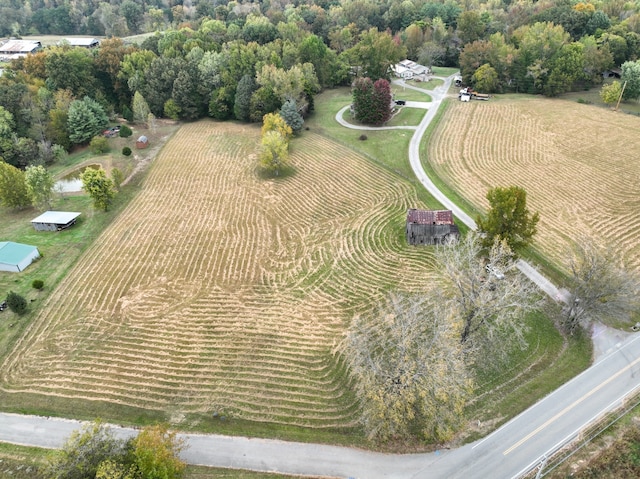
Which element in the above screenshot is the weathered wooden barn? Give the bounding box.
[31,211,81,232]
[406,209,459,245]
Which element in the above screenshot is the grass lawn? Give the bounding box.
[403,77,444,91]
[386,107,426,127]
[390,85,433,101]
[432,66,459,77]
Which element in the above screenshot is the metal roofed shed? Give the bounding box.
[31,211,81,232]
[0,242,40,272]
[136,135,149,149]
[406,209,460,245]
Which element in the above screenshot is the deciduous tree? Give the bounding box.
[476,186,540,254]
[600,80,622,106]
[259,130,289,176]
[133,424,186,479]
[344,293,472,441]
[0,160,30,209]
[81,168,116,212]
[621,60,640,100]
[25,165,54,210]
[562,239,640,334]
[435,233,542,367]
[44,421,128,479]
[347,27,406,80]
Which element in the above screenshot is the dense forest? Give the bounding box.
[1,0,640,170]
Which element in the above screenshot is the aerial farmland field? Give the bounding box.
[0,120,439,429]
[427,96,640,273]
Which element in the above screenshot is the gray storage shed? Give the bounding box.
[31,211,81,232]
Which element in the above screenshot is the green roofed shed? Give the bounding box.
[0,241,40,272]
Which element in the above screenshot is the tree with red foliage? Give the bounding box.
[352,77,392,126]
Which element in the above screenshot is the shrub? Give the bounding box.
[6,291,27,315]
[89,136,109,154]
[32,279,44,290]
[122,146,132,156]
[119,125,133,138]
[359,134,368,141]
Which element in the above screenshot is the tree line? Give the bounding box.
[1,0,640,173]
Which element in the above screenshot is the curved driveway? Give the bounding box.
[1,75,639,479]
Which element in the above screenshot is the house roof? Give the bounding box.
[64,37,100,47]
[406,209,454,225]
[31,211,81,225]
[0,39,41,54]
[0,241,39,266]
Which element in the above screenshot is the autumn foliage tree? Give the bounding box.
[259,113,292,176]
[81,168,116,211]
[352,77,392,126]
[344,293,471,442]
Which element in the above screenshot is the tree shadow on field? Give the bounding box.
[255,165,297,180]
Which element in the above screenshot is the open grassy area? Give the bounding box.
[385,107,426,127]
[390,84,433,101]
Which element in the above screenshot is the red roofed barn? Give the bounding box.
[406,209,460,245]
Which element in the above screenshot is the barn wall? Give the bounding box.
[0,263,19,272]
[406,224,455,245]
[32,222,57,232]
[17,249,40,271]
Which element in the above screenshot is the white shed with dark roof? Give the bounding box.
[31,211,81,232]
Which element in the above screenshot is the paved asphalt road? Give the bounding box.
[1,330,639,478]
[1,75,639,478]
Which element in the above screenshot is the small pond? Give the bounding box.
[55,164,101,193]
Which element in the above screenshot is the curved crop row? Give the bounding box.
[429,97,640,271]
[1,120,439,428]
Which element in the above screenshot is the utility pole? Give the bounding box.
[615,80,627,111]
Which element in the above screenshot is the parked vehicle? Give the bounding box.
[103,125,121,137]
[394,99,406,105]
[458,87,490,101]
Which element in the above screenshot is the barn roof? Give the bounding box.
[31,211,81,225]
[0,241,39,266]
[0,39,41,54]
[64,37,100,47]
[137,135,148,142]
[406,209,454,225]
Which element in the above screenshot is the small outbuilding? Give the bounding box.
[406,209,460,246]
[31,211,81,232]
[63,37,100,48]
[0,241,40,272]
[136,135,149,149]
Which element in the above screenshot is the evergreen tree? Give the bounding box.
[67,97,108,145]
[234,74,255,122]
[279,99,304,133]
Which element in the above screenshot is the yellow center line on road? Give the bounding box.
[503,355,640,456]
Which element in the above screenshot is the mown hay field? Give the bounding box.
[428,96,640,272]
[0,120,438,429]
